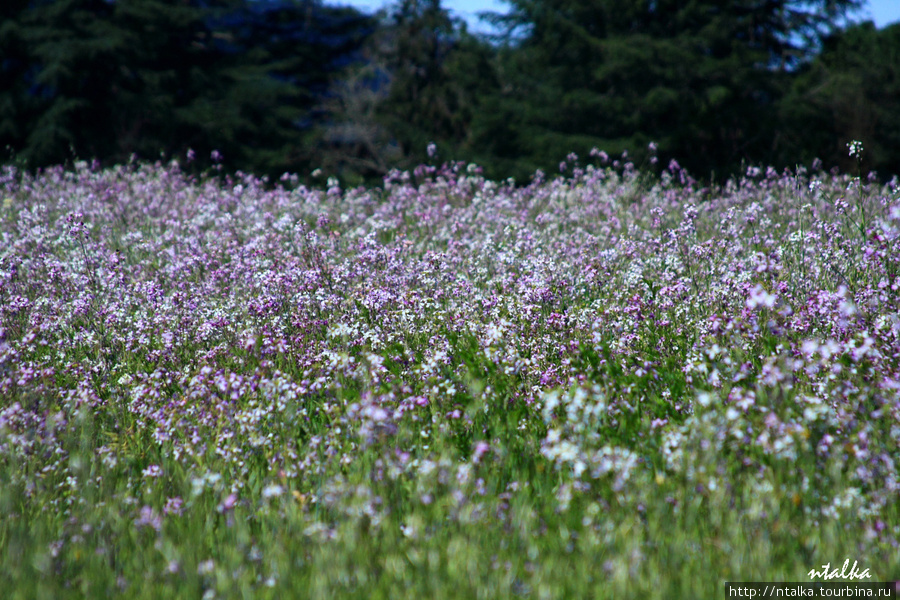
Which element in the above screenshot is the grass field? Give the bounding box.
[1,153,899,598]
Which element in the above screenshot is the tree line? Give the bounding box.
[2,0,898,184]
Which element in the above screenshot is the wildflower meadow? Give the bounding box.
[1,151,899,598]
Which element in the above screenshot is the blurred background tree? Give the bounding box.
[0,0,372,176]
[1,0,897,183]
[779,21,900,177]
[315,0,495,183]
[468,0,867,180]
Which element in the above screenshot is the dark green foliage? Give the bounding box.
[376,0,498,161]
[779,21,900,177]
[4,0,220,166]
[220,0,375,175]
[3,0,118,165]
[0,0,373,177]
[473,0,866,180]
[2,0,899,182]
[0,0,34,161]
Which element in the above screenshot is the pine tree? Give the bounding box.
[0,0,36,162]
[476,0,865,179]
[780,21,900,177]
[11,0,124,165]
[3,0,373,176]
[376,0,496,164]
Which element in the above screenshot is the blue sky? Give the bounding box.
[336,0,900,34]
